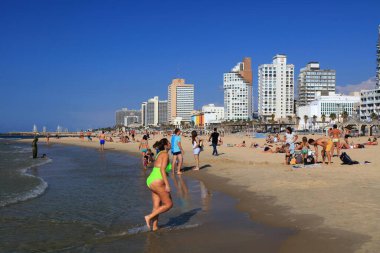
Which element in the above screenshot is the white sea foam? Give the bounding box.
[0,158,52,208]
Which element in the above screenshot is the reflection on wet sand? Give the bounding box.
[199,181,211,212]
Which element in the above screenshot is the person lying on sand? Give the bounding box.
[262,145,286,153]
[235,141,246,147]
[250,142,260,148]
[365,137,378,145]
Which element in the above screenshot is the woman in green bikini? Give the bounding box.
[145,138,173,231]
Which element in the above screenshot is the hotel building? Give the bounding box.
[223,57,253,120]
[168,78,194,123]
[298,62,336,107]
[258,54,294,121]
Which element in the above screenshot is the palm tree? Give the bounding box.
[304,115,309,130]
[312,115,317,130]
[321,114,326,124]
[270,114,275,123]
[330,113,337,123]
[287,115,293,124]
[370,112,378,121]
[296,116,301,129]
[342,111,349,123]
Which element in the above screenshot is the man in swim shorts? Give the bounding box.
[99,131,106,151]
[308,137,333,165]
[329,124,342,157]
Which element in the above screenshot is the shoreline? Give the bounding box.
[17,135,380,252]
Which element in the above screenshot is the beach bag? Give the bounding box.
[290,157,297,165]
[305,155,315,165]
[295,154,303,164]
[199,141,204,151]
[340,152,358,165]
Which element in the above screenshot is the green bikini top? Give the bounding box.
[155,151,172,172]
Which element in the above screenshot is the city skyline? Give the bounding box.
[1,0,379,132]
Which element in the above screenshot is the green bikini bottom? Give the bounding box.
[146,163,172,187]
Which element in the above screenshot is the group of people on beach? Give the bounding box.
[142,127,222,231]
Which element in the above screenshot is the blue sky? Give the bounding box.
[0,0,379,132]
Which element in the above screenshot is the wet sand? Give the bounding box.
[20,133,380,252]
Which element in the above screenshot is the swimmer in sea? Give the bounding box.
[145,138,173,231]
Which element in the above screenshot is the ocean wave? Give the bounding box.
[0,158,52,208]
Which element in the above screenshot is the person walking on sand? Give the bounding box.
[329,124,342,157]
[99,131,106,151]
[308,137,333,165]
[32,136,38,158]
[171,128,184,174]
[139,135,149,169]
[145,138,173,231]
[209,128,220,156]
[191,130,202,170]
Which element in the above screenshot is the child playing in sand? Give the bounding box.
[297,137,310,164]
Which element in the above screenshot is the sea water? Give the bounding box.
[0,140,294,252]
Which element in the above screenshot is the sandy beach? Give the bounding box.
[23,133,380,252]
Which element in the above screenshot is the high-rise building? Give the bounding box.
[360,25,380,121]
[168,78,194,123]
[115,108,141,127]
[158,100,168,125]
[141,96,168,127]
[298,62,336,107]
[223,57,253,120]
[377,24,380,87]
[258,54,294,120]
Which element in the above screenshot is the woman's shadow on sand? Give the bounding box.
[160,208,201,228]
[181,164,211,172]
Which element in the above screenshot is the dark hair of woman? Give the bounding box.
[286,127,292,134]
[143,135,148,140]
[155,138,169,151]
[191,130,197,144]
[174,128,181,134]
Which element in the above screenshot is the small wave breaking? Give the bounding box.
[0,158,52,208]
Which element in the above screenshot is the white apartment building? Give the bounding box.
[360,88,380,121]
[258,54,294,120]
[141,96,168,127]
[298,62,336,107]
[359,25,380,121]
[297,92,360,129]
[377,25,380,87]
[224,57,253,120]
[202,104,224,122]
